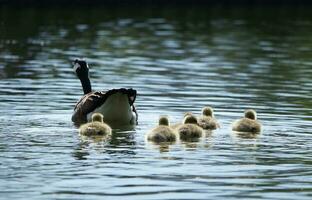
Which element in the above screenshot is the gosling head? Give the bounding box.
[183,115,198,124]
[158,115,169,126]
[73,58,89,78]
[244,109,257,120]
[202,106,214,117]
[184,112,193,117]
[91,113,104,122]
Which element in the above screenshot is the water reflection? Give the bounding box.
[232,131,261,139]
[73,129,137,160]
[145,142,175,153]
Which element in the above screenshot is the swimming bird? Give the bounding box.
[71,59,138,127]
[79,113,112,136]
[147,116,177,143]
[176,114,203,141]
[198,106,220,130]
[232,109,261,133]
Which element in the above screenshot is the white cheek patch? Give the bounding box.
[129,96,135,104]
[73,63,81,71]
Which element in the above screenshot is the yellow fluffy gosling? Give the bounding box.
[79,113,112,136]
[177,114,203,141]
[232,109,261,133]
[198,106,220,130]
[147,116,177,143]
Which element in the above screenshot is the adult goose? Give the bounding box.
[71,59,138,127]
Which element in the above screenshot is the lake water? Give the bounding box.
[0,5,312,199]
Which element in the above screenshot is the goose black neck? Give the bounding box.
[80,76,92,94]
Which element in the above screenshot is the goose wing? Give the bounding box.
[72,88,137,124]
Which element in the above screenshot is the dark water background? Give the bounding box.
[0,5,312,199]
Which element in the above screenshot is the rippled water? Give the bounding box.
[1,5,312,199]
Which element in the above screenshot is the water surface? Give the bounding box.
[0,6,312,199]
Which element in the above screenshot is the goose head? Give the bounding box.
[202,106,214,117]
[244,109,257,120]
[73,59,89,78]
[91,113,104,122]
[183,115,198,124]
[159,115,169,126]
[73,58,92,94]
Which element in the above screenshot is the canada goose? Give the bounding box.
[71,59,138,127]
[177,114,203,140]
[79,113,112,136]
[147,116,177,143]
[232,109,261,133]
[198,106,220,130]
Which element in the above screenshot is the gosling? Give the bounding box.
[198,106,220,130]
[147,116,177,143]
[79,113,112,136]
[232,109,261,133]
[177,114,203,140]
